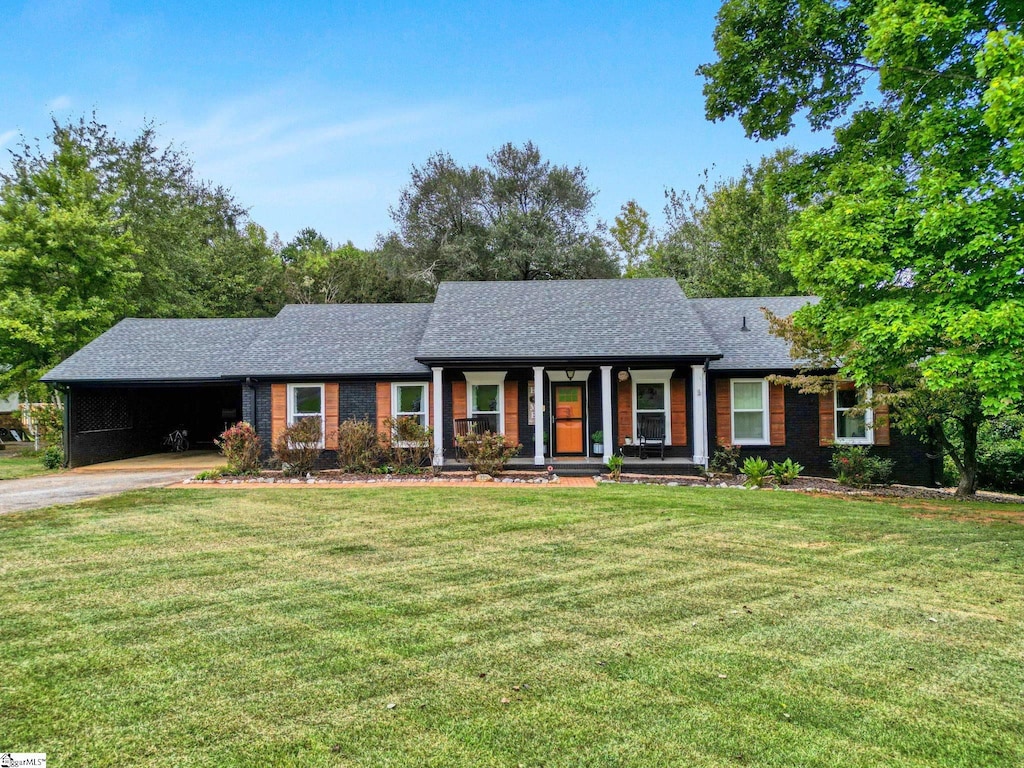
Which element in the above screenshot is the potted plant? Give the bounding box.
[592,430,604,454]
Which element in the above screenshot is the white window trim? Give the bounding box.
[286,382,325,448]
[391,381,430,446]
[464,371,507,435]
[630,369,673,446]
[731,378,770,446]
[834,385,874,445]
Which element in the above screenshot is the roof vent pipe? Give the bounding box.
[741,315,749,332]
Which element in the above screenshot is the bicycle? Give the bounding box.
[162,427,189,452]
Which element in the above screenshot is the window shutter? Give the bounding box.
[873,385,890,446]
[504,381,519,443]
[376,382,391,442]
[617,379,632,445]
[819,386,834,446]
[324,383,339,449]
[452,380,467,421]
[715,379,732,447]
[769,382,786,446]
[670,378,687,447]
[271,383,287,445]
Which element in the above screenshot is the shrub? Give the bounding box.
[456,431,521,475]
[215,421,262,475]
[831,445,894,487]
[383,416,433,473]
[29,402,64,445]
[770,458,804,485]
[41,444,64,469]
[194,468,225,480]
[741,456,770,488]
[606,453,624,481]
[709,445,741,474]
[336,419,384,473]
[274,417,322,476]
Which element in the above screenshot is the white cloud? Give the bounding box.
[0,130,18,149]
[46,95,72,111]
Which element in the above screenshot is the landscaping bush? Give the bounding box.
[29,402,63,445]
[41,444,64,469]
[336,419,384,473]
[709,445,740,474]
[770,458,804,485]
[273,417,323,476]
[741,456,770,488]
[383,416,433,474]
[456,431,521,475]
[606,453,624,481]
[215,421,262,475]
[831,445,894,487]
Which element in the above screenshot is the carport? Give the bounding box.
[41,317,270,468]
[63,382,242,467]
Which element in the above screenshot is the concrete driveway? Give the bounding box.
[0,469,196,515]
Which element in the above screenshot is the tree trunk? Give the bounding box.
[955,414,980,498]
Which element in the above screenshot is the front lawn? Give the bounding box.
[1,486,1022,767]
[0,449,55,480]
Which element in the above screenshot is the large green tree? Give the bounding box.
[701,0,1024,496]
[388,142,618,286]
[654,149,801,297]
[281,228,416,304]
[61,116,285,318]
[0,130,139,397]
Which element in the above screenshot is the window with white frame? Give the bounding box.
[287,383,325,445]
[835,384,873,444]
[392,382,429,427]
[464,372,506,434]
[731,379,769,445]
[631,369,673,445]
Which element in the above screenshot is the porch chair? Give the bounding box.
[637,415,666,460]
[453,418,473,460]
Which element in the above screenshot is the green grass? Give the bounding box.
[1,486,1022,767]
[0,449,55,480]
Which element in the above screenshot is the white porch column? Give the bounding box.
[432,366,444,466]
[600,365,614,464]
[691,363,709,468]
[533,366,545,465]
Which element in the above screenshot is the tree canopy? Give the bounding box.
[387,141,619,287]
[654,149,802,297]
[0,129,139,397]
[701,0,1024,495]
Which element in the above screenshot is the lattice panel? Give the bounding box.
[76,391,132,433]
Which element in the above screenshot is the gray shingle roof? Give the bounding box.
[229,303,433,377]
[417,279,722,361]
[41,318,271,383]
[690,296,818,370]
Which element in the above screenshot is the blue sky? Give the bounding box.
[1,0,829,249]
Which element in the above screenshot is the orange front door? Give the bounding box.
[553,384,584,454]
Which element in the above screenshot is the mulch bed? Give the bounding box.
[184,468,1024,504]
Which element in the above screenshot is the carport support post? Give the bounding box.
[533,366,545,465]
[432,367,444,467]
[691,363,709,468]
[600,366,613,465]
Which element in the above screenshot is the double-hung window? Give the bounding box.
[835,384,873,444]
[464,372,506,434]
[287,383,325,446]
[393,382,429,428]
[631,369,673,445]
[731,379,769,445]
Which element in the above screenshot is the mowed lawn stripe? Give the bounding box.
[0,485,1021,767]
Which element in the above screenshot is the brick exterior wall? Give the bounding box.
[706,372,937,486]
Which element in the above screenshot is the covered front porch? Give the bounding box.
[426,363,711,469]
